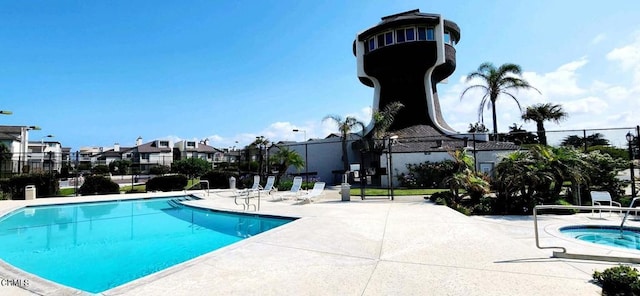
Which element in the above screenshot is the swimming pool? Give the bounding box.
[559,225,640,251]
[0,196,294,293]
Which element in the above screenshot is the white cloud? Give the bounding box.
[606,33,640,84]
[522,58,588,98]
[562,96,608,115]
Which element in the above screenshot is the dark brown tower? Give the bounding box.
[354,9,460,135]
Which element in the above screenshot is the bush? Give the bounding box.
[401,160,457,188]
[276,177,294,191]
[91,165,110,175]
[79,175,120,195]
[593,265,640,295]
[149,165,171,176]
[429,191,455,205]
[7,174,59,199]
[146,175,188,192]
[201,171,239,189]
[171,158,211,178]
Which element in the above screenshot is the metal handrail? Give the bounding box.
[533,204,635,254]
[233,189,261,211]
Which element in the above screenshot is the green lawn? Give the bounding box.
[350,188,449,196]
[120,184,146,192]
[58,187,76,196]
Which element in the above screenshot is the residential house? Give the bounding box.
[27,140,63,174]
[130,139,174,173]
[0,125,42,173]
[173,139,224,168]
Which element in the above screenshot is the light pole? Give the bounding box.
[293,129,308,187]
[0,111,10,177]
[19,125,40,173]
[627,132,636,198]
[387,135,398,201]
[41,134,54,173]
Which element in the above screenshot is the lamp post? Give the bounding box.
[627,132,636,198]
[41,135,54,173]
[292,129,308,187]
[387,135,398,201]
[19,126,40,173]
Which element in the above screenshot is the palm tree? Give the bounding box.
[371,101,404,139]
[269,146,304,185]
[250,136,270,178]
[561,133,609,149]
[323,115,365,172]
[467,122,489,133]
[460,62,540,140]
[522,103,568,145]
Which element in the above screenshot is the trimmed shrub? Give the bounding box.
[7,174,59,199]
[149,165,171,176]
[91,165,110,175]
[429,191,455,205]
[593,265,640,295]
[401,160,457,188]
[146,175,188,192]
[79,175,120,195]
[201,171,239,189]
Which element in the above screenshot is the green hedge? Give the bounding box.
[79,175,120,195]
[146,175,188,192]
[6,174,59,199]
[200,171,238,189]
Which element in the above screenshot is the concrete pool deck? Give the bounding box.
[1,189,639,295]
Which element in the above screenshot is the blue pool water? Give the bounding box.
[560,225,640,251]
[0,196,294,293]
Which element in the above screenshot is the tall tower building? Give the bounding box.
[354,9,461,136]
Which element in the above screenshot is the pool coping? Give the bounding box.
[0,190,630,295]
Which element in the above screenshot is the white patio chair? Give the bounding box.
[298,182,326,202]
[591,191,621,218]
[273,177,303,200]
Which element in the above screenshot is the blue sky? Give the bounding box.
[1,1,639,150]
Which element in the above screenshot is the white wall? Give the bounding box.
[278,137,361,185]
[380,152,452,187]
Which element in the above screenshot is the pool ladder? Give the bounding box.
[234,190,261,211]
[620,197,640,235]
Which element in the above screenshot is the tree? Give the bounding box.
[359,101,405,154]
[502,123,538,145]
[250,136,270,177]
[561,133,610,149]
[0,143,11,177]
[109,159,131,175]
[91,165,110,175]
[493,145,591,213]
[443,149,489,203]
[467,122,489,133]
[371,101,404,139]
[323,115,365,172]
[460,62,540,140]
[522,103,568,145]
[269,146,304,185]
[171,157,212,179]
[149,165,171,175]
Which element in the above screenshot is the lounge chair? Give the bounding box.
[273,177,303,200]
[259,176,276,197]
[298,182,326,202]
[591,191,621,218]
